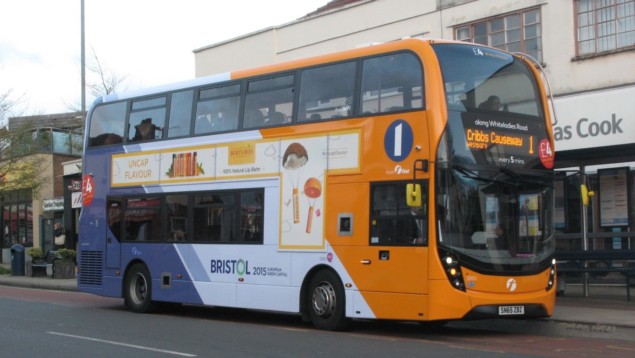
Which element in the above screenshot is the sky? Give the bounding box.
[0,0,328,116]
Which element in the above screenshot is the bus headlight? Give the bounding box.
[440,251,465,292]
[445,256,456,266]
[546,258,556,291]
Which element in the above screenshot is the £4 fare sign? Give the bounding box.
[538,139,554,169]
[82,175,95,206]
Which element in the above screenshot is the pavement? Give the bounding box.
[1,263,634,336]
[0,263,77,292]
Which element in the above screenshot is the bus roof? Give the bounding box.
[93,38,501,107]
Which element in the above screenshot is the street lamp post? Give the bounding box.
[80,0,86,121]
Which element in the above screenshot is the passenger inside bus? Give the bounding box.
[244,109,265,128]
[267,111,287,126]
[132,118,161,141]
[488,224,509,250]
[478,95,502,111]
[211,112,237,132]
[195,114,213,133]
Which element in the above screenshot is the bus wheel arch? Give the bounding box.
[302,266,350,331]
[123,261,157,313]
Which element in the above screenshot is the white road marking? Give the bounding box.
[46,331,197,357]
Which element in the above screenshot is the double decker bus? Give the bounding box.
[78,38,556,330]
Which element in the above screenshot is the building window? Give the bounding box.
[455,8,543,62]
[2,200,33,248]
[576,0,635,56]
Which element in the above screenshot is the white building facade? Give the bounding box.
[194,0,635,250]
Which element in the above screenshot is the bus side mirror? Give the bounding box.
[406,183,422,207]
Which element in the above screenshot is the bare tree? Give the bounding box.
[0,89,25,126]
[86,46,129,97]
[0,91,12,122]
[65,47,130,112]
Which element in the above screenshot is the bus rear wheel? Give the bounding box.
[307,270,349,331]
[124,263,157,313]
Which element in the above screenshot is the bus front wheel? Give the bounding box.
[307,270,349,331]
[124,263,156,313]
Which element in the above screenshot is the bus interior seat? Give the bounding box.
[244,109,264,128]
[209,225,221,241]
[385,106,404,112]
[195,116,213,134]
[268,111,286,125]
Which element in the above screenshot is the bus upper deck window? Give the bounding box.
[88,101,127,147]
[243,75,294,129]
[167,90,194,138]
[360,53,424,115]
[128,97,167,143]
[298,61,356,122]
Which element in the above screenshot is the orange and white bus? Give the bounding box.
[78,38,556,330]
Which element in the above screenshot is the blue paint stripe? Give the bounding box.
[176,244,210,282]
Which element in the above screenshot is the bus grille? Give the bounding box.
[79,251,103,286]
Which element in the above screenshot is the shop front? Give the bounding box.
[1,190,34,263]
[553,85,635,289]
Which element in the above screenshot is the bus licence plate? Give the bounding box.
[498,305,524,315]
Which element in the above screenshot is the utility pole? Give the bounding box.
[81,0,86,120]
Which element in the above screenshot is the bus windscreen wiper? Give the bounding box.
[498,166,553,188]
[452,163,511,185]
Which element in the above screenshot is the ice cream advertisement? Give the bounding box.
[279,137,327,249]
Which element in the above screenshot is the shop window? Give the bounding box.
[1,201,33,248]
